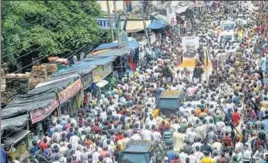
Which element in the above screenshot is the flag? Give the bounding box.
[204,47,209,66]
[125,0,132,12]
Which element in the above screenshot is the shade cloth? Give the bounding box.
[147,19,168,29]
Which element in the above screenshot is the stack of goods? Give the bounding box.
[1,69,6,92]
[5,72,31,94]
[1,91,14,104]
[43,64,57,76]
[29,65,48,89]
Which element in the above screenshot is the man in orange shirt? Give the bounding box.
[232,108,240,126]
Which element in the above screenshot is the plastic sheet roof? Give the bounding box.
[2,75,80,119]
[1,114,29,132]
[94,37,139,51]
[84,56,116,65]
[147,19,168,29]
[51,62,96,77]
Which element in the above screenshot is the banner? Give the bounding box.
[167,7,177,26]
[92,63,113,83]
[181,37,200,58]
[30,79,83,123]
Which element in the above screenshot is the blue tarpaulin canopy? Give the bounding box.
[147,19,168,29]
[94,37,139,51]
[84,56,116,65]
[51,64,96,77]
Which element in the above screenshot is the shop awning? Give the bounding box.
[93,37,139,52]
[3,130,29,146]
[84,56,116,66]
[125,20,151,33]
[2,75,80,119]
[1,114,29,132]
[96,80,109,88]
[147,19,168,29]
[89,46,131,59]
[50,63,96,77]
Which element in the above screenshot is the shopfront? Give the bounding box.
[30,78,84,124]
[92,62,113,83]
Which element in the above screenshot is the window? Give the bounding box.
[120,153,149,163]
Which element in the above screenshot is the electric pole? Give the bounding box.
[106,0,114,41]
[113,0,120,48]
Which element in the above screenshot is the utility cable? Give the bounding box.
[3,42,89,101]
[4,37,86,85]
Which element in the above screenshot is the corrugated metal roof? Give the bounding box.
[1,114,29,132]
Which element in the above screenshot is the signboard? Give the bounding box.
[118,30,129,47]
[92,63,113,83]
[58,79,83,104]
[30,79,83,123]
[96,18,116,30]
[82,73,92,90]
[181,37,200,58]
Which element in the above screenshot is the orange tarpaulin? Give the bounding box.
[90,49,111,55]
[48,57,59,62]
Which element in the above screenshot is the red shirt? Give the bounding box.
[232,112,240,125]
[222,136,232,147]
[115,134,124,143]
[39,142,48,151]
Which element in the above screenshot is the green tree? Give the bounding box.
[2,1,103,64]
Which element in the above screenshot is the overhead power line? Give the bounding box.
[3,42,89,100]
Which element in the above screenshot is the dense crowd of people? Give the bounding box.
[24,1,268,163]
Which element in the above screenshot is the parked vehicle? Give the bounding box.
[118,140,167,163]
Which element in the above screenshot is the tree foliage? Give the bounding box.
[2,0,103,63]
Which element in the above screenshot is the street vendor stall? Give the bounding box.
[3,130,30,162]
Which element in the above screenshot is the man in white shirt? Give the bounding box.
[75,146,82,160]
[146,116,157,129]
[179,148,189,163]
[130,130,142,140]
[152,128,161,141]
[69,131,80,150]
[103,154,113,163]
[141,125,153,141]
[92,149,101,163]
[194,146,204,161]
